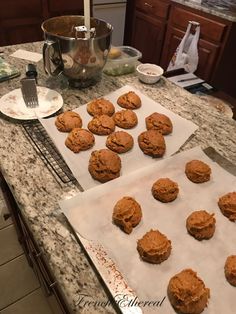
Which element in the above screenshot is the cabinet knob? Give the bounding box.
[144,2,153,8]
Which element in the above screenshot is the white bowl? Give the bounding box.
[136,63,164,84]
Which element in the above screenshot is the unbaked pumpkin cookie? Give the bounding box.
[112,196,142,234]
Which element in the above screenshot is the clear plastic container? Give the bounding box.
[103,46,142,76]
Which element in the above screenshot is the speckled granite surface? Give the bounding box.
[172,0,236,21]
[0,42,235,313]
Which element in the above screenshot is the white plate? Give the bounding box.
[0,86,63,120]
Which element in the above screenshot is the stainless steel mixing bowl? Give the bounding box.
[42,16,113,88]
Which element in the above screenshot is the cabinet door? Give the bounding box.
[161,27,220,81]
[0,0,45,46]
[131,10,166,64]
[48,0,84,16]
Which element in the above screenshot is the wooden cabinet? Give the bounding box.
[0,0,85,46]
[130,0,170,64]
[126,0,236,99]
[160,4,229,82]
[161,24,221,81]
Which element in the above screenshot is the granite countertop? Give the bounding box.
[0,42,235,313]
[172,0,236,22]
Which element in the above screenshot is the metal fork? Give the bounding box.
[21,78,39,108]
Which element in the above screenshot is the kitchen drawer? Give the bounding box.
[0,0,44,19]
[135,0,170,20]
[171,6,227,43]
[48,0,83,11]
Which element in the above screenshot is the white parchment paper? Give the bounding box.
[40,85,198,190]
[60,147,236,314]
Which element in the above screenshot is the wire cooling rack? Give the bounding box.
[22,120,76,184]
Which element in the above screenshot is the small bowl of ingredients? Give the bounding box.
[136,63,164,84]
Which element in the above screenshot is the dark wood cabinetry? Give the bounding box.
[130,0,170,64]
[131,11,166,64]
[0,0,85,46]
[161,24,221,81]
[126,0,236,99]
[160,4,230,82]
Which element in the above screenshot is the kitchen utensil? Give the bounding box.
[177,77,200,83]
[26,63,38,82]
[20,78,39,108]
[42,15,113,88]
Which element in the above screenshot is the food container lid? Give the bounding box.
[106,46,142,64]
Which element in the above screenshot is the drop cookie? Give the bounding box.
[138,130,166,158]
[185,160,211,183]
[218,191,236,222]
[55,111,82,132]
[65,128,95,153]
[106,131,134,154]
[112,196,142,234]
[137,229,171,264]
[225,255,236,286]
[87,98,115,117]
[186,210,216,240]
[152,178,179,202]
[113,109,138,129]
[88,115,115,135]
[145,112,173,135]
[88,149,121,183]
[168,269,210,314]
[117,91,141,109]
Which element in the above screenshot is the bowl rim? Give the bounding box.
[136,63,164,76]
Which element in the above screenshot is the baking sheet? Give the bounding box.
[60,147,236,313]
[40,85,198,190]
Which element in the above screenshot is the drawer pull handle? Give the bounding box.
[144,2,153,8]
[189,20,200,26]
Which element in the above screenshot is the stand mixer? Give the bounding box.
[42,15,113,88]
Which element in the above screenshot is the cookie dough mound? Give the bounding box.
[55,111,82,132]
[225,255,236,286]
[113,109,138,129]
[88,115,115,135]
[168,269,210,314]
[152,178,179,202]
[106,131,134,154]
[137,229,171,264]
[186,210,216,240]
[218,191,236,222]
[88,149,121,183]
[145,112,173,135]
[65,128,95,153]
[117,91,141,109]
[112,196,142,234]
[138,130,166,158]
[87,98,115,117]
[185,160,211,183]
